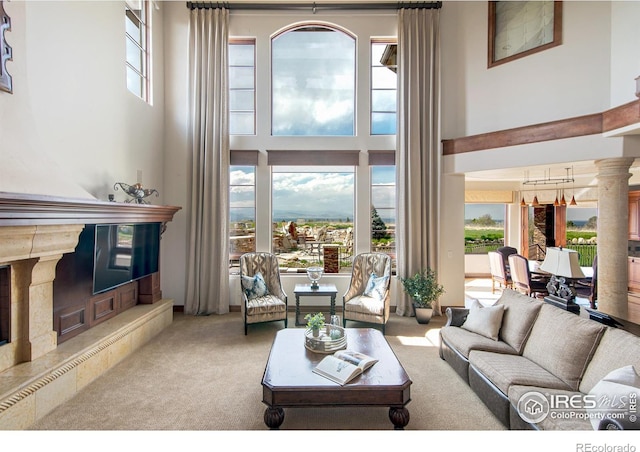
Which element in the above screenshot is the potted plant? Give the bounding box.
[400,268,445,324]
[304,312,325,337]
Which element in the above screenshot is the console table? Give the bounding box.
[294,283,338,326]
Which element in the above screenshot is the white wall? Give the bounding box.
[610,1,640,107]
[439,173,466,306]
[0,1,166,201]
[440,1,614,140]
[161,2,190,306]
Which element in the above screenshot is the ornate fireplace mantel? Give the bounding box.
[0,192,180,372]
[0,191,181,226]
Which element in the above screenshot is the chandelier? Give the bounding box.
[520,167,577,207]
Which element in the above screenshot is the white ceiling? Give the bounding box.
[464,159,640,189]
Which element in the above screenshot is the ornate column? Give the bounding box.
[595,157,635,320]
[26,254,64,360]
[0,224,83,370]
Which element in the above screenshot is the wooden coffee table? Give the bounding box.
[261,328,412,429]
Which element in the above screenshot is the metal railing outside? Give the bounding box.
[465,240,503,255]
[564,244,597,267]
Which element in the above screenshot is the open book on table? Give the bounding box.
[312,350,378,385]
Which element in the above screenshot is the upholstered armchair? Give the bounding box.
[342,253,391,334]
[239,252,288,335]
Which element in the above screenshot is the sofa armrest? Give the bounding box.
[445,307,470,327]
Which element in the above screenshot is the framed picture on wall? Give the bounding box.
[1,0,12,94]
[488,1,563,68]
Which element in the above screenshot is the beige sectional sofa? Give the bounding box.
[439,289,640,430]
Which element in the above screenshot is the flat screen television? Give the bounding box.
[93,223,160,294]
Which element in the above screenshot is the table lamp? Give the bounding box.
[539,247,585,312]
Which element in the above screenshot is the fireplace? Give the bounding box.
[0,192,180,373]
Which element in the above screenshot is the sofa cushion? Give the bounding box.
[508,385,593,430]
[587,365,640,430]
[469,350,571,396]
[495,289,543,354]
[344,294,384,316]
[440,326,518,359]
[461,300,505,340]
[523,304,606,391]
[579,327,640,393]
[245,294,286,318]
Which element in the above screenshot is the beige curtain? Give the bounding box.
[185,7,230,315]
[396,8,442,317]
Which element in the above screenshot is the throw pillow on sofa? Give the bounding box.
[495,289,544,354]
[242,272,269,300]
[363,272,388,301]
[587,365,640,430]
[461,300,505,341]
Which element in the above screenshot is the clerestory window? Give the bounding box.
[125,0,150,102]
[229,40,256,135]
[371,40,397,135]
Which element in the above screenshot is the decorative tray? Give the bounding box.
[304,325,347,354]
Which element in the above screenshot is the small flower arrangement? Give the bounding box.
[304,312,325,331]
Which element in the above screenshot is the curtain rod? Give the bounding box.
[186,2,442,11]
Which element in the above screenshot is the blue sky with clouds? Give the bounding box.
[272,27,355,136]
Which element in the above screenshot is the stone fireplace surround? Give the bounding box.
[0,192,180,429]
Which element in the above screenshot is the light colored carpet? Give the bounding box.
[29,311,504,431]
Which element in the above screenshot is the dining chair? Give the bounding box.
[497,246,518,280]
[342,252,391,334]
[508,253,549,298]
[239,252,288,335]
[488,251,511,293]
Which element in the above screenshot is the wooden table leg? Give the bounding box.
[389,407,410,430]
[264,407,285,429]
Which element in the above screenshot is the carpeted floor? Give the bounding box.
[28,310,505,432]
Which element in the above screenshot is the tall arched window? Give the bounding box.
[271,25,356,136]
[228,15,398,272]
